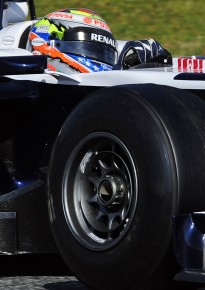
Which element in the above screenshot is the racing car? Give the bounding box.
[0,0,205,289]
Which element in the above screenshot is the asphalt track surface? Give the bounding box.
[0,254,91,290]
[0,276,90,290]
[0,254,205,290]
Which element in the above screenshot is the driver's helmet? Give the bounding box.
[28,8,118,73]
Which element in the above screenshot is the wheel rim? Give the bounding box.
[62,132,138,251]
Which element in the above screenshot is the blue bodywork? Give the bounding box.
[174,212,205,283]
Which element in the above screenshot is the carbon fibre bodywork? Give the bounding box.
[0,59,100,254]
[174,212,205,283]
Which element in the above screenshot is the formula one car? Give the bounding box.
[1,1,205,290]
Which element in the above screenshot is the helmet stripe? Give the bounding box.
[29,32,90,73]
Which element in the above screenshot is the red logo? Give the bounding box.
[48,63,57,71]
[178,58,204,72]
[84,17,92,24]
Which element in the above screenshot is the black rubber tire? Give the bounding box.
[48,84,205,290]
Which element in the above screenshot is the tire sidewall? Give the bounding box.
[48,86,177,288]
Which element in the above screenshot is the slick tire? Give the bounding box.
[48,84,205,290]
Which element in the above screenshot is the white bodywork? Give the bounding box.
[4,1,28,26]
[0,14,205,91]
[0,20,33,49]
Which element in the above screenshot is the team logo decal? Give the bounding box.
[84,17,92,24]
[178,58,204,72]
[2,36,15,45]
[91,33,116,48]
[31,37,46,47]
[32,50,41,55]
[36,26,50,33]
[46,12,111,32]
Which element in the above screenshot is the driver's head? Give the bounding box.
[28,8,117,73]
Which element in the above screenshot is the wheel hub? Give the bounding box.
[98,176,126,207]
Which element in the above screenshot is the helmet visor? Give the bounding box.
[52,40,117,66]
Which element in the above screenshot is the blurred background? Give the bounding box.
[35,0,205,57]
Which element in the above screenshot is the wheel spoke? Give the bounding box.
[63,132,137,250]
[87,193,98,205]
[98,159,110,176]
[107,213,121,231]
[88,175,100,187]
